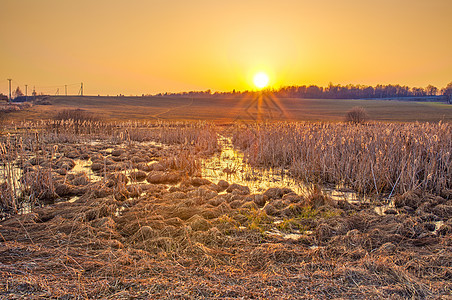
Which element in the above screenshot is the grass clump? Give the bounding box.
[276,218,307,232]
[243,208,273,233]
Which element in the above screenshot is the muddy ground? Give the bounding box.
[0,141,451,299]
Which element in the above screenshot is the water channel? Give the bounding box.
[201,135,365,202]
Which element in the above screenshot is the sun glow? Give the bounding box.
[253,72,269,89]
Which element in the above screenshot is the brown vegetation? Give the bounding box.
[0,119,450,298]
[1,166,450,298]
[232,121,451,196]
[345,106,369,124]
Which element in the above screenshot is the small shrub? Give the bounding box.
[345,106,369,124]
[54,109,99,122]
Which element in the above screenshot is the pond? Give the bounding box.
[201,135,366,202]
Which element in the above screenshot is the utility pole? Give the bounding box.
[7,79,12,103]
[25,84,28,101]
[65,85,67,96]
[80,82,83,96]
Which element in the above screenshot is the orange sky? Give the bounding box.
[1,0,451,95]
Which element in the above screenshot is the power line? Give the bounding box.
[3,79,84,97]
[35,82,79,89]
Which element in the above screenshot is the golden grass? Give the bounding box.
[233,121,451,196]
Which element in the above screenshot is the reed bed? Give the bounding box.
[0,120,219,213]
[232,121,451,196]
[17,119,219,150]
[0,132,73,213]
[126,121,219,154]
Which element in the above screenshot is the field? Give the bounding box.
[0,98,451,299]
[4,95,452,123]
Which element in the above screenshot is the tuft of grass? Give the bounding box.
[243,208,273,233]
[276,218,307,232]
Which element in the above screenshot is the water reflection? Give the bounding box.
[71,159,102,182]
[201,135,365,202]
[202,135,307,194]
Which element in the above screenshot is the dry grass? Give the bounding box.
[0,120,218,213]
[0,111,451,298]
[232,121,451,196]
[1,180,450,298]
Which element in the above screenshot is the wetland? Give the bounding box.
[0,119,450,299]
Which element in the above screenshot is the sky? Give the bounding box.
[1,0,451,96]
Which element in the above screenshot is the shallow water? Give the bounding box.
[4,137,370,216]
[70,139,164,184]
[202,136,307,194]
[201,135,365,201]
[71,159,103,182]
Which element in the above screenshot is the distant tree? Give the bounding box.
[441,82,452,96]
[13,87,24,98]
[375,85,385,98]
[411,87,426,97]
[326,82,339,98]
[442,82,452,104]
[305,85,322,98]
[362,86,375,98]
[425,85,438,96]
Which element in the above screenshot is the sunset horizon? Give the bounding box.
[1,0,451,96]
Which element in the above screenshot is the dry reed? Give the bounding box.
[232,121,451,196]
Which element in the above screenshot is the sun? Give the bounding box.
[253,72,269,89]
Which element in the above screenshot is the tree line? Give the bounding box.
[155,82,452,100]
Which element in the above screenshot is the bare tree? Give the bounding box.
[345,106,369,124]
